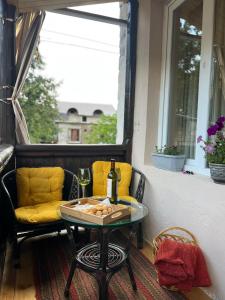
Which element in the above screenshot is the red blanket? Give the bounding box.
[154,239,211,292]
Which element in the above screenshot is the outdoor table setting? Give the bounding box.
[60,197,148,300]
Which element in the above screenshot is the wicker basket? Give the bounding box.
[152,226,197,291]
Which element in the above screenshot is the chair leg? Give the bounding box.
[12,232,20,268]
[137,222,143,249]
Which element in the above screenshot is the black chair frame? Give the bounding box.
[129,167,146,249]
[1,168,79,267]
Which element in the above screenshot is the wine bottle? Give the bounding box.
[107,159,118,204]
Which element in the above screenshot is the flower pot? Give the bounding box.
[209,163,225,184]
[152,153,185,172]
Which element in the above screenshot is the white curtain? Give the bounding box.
[12,11,45,144]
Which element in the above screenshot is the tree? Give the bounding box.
[19,52,60,143]
[84,114,117,144]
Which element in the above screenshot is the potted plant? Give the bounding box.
[197,115,225,183]
[152,145,185,172]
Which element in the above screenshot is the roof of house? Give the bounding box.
[57,101,115,116]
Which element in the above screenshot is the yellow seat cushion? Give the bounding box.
[92,161,132,197]
[15,201,67,224]
[16,167,64,207]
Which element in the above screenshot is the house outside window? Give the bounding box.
[56,102,115,144]
[159,0,225,174]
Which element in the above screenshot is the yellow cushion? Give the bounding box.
[94,195,138,203]
[15,201,67,224]
[16,167,64,207]
[92,161,132,197]
[118,195,138,203]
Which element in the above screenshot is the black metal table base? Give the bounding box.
[64,227,137,300]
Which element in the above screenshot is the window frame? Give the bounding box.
[51,0,138,146]
[158,0,215,175]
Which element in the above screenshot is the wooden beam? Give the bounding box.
[7,0,121,12]
[123,0,138,155]
[52,8,127,26]
[0,0,16,145]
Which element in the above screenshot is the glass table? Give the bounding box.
[61,200,148,300]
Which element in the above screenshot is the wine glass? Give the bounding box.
[78,168,91,198]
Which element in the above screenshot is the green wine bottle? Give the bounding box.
[107,159,118,204]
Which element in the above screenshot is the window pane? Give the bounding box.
[209,0,225,124]
[19,2,128,145]
[167,0,203,159]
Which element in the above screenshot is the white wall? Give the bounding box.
[132,1,225,299]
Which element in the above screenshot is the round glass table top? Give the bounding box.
[61,200,148,228]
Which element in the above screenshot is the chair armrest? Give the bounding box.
[130,168,146,203]
[1,170,17,221]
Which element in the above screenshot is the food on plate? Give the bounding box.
[102,209,108,215]
[83,203,114,217]
[96,210,102,216]
[107,207,112,213]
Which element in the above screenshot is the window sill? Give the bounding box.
[145,163,213,184]
[183,164,210,176]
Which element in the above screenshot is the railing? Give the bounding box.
[15,144,130,170]
[15,143,131,197]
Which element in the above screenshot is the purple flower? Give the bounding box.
[217,116,225,123]
[197,135,203,143]
[207,124,219,136]
[205,144,215,154]
[216,121,224,131]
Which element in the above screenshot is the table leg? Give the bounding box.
[125,225,137,291]
[98,228,109,300]
[65,223,77,251]
[126,257,137,291]
[64,259,77,297]
[97,273,108,300]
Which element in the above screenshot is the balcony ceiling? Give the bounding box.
[7,0,121,12]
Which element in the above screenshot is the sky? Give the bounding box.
[39,3,121,109]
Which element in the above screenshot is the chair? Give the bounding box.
[1,167,79,267]
[92,161,146,248]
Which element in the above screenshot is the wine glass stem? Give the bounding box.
[81,186,86,198]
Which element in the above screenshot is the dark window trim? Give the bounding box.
[51,7,128,26]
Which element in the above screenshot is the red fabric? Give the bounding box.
[154,239,211,292]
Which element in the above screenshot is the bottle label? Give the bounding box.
[107,178,112,198]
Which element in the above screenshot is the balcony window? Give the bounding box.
[159,0,216,173]
[19,1,136,145]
